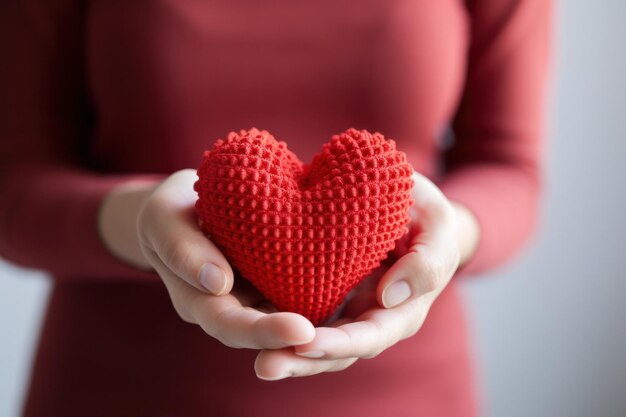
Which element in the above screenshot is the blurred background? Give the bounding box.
[1,1,625,416]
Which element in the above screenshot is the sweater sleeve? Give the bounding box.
[0,0,161,281]
[436,0,553,276]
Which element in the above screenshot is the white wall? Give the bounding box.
[0,263,49,417]
[1,1,625,416]
[460,0,626,416]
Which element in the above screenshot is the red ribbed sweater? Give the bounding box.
[0,1,551,416]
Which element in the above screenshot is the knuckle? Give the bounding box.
[326,359,353,373]
[403,304,428,339]
[218,336,239,349]
[177,309,195,324]
[212,332,229,346]
[335,360,357,371]
[363,348,384,359]
[207,308,243,349]
[419,255,445,292]
[420,268,440,293]
[171,297,195,324]
[405,321,422,339]
[161,239,193,274]
[206,323,233,347]
[342,358,360,371]
[363,320,389,359]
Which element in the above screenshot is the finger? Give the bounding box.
[194,295,316,349]
[255,349,358,381]
[151,253,315,349]
[410,171,456,227]
[139,169,234,295]
[379,173,459,308]
[379,239,457,309]
[294,300,425,360]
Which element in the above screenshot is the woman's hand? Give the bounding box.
[254,171,480,380]
[99,169,315,350]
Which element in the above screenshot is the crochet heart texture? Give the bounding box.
[194,128,414,325]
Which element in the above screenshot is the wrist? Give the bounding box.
[450,201,481,267]
[98,180,161,270]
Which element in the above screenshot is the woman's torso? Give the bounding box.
[25,1,477,416]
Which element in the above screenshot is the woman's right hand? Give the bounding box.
[99,169,315,351]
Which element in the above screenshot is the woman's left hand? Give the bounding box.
[254,171,480,380]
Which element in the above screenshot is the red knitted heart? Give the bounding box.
[194,128,414,325]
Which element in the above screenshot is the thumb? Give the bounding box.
[158,226,235,296]
[377,244,448,309]
[377,171,459,308]
[139,169,235,295]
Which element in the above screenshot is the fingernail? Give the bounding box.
[199,263,227,294]
[382,280,412,308]
[257,372,290,381]
[296,350,324,359]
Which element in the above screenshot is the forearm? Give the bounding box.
[437,164,541,276]
[0,163,162,280]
